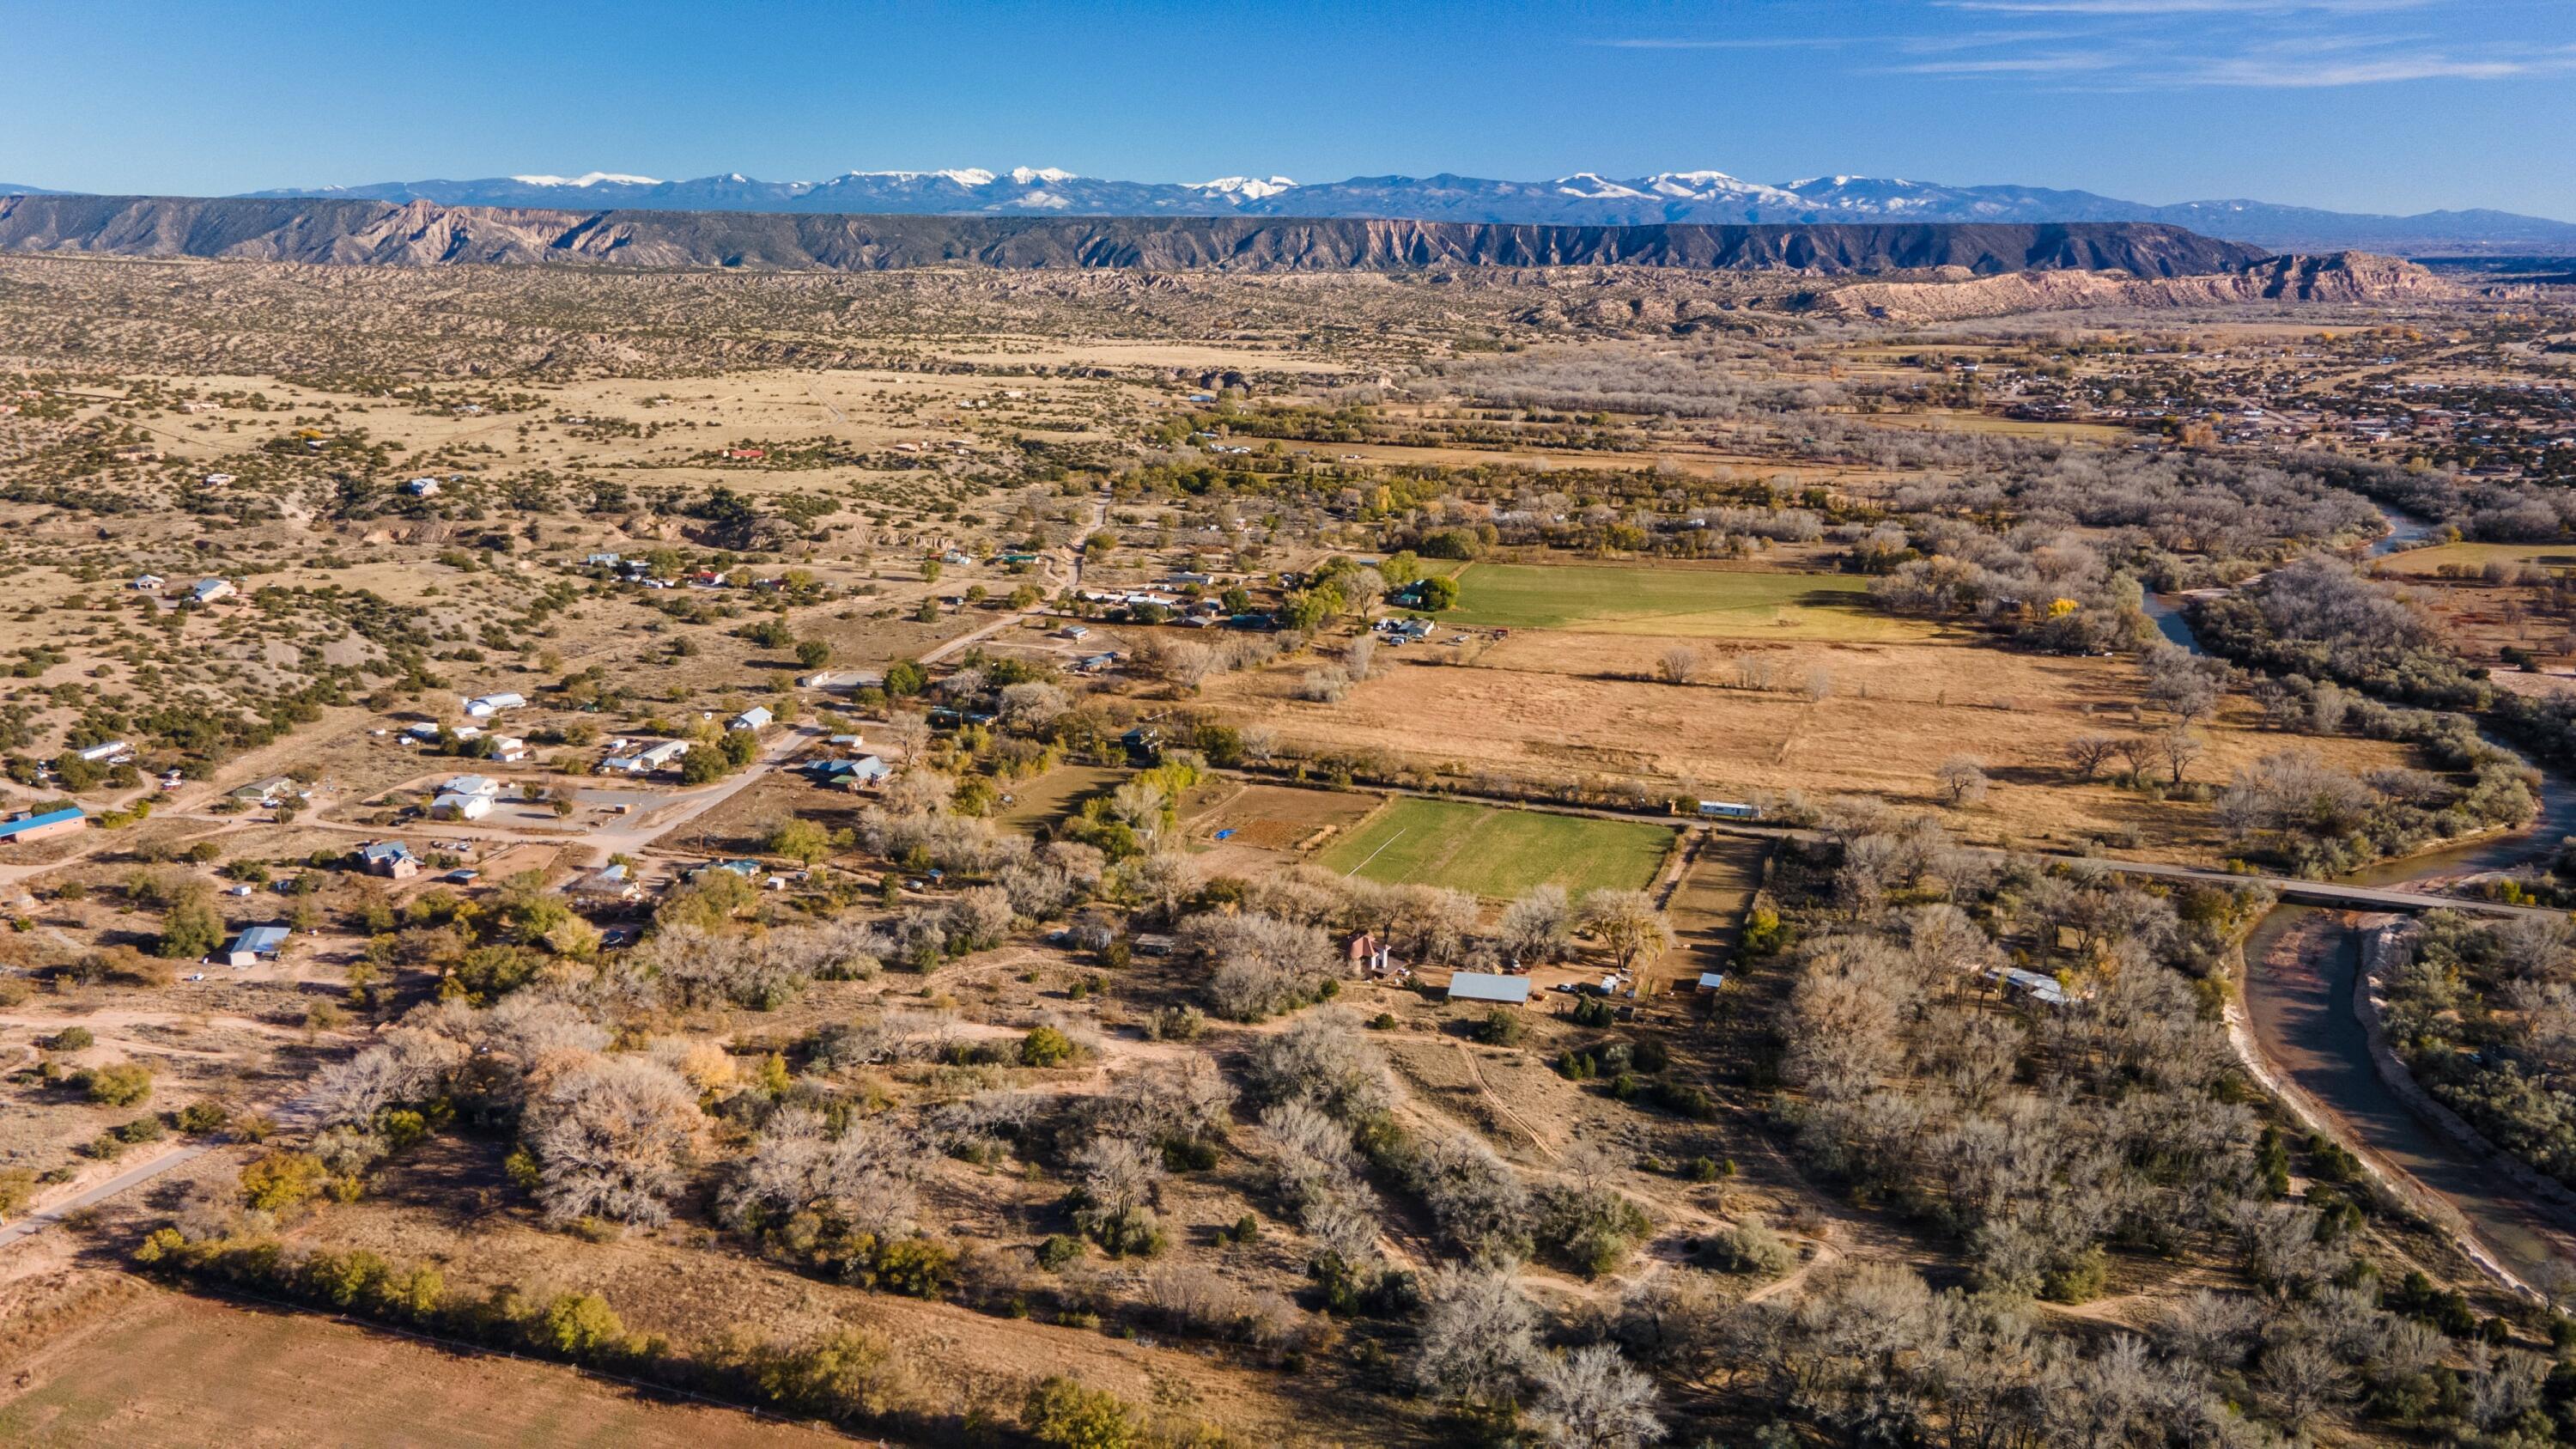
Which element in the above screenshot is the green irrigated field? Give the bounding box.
[1440,563,1912,640]
[1314,797,1675,898]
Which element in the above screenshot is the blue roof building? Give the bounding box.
[0,807,84,843]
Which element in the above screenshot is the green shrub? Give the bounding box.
[1020,1026,1078,1068]
[538,1292,628,1358]
[77,1062,154,1106]
[1024,1375,1141,1449]
[2042,1245,2113,1304]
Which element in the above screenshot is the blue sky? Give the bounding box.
[4,0,2571,218]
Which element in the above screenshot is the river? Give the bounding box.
[2153,502,2576,1288]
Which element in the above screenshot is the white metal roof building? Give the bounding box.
[1446,971,1533,1004]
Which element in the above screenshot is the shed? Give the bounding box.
[232,774,295,802]
[226,924,290,967]
[730,706,774,732]
[1447,971,1533,1005]
[1695,971,1728,993]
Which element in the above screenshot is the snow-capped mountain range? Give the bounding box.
[110,165,2576,253]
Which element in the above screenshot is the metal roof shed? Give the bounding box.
[1447,971,1532,1004]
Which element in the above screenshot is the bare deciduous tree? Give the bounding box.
[1578,889,1675,974]
[1935,755,1989,806]
[522,1053,702,1227]
[1413,1263,1538,1409]
[1528,1344,1663,1449]
[2065,734,2121,780]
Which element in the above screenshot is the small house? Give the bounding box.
[131,574,163,592]
[1447,971,1532,1005]
[490,736,531,764]
[225,924,289,968]
[0,807,85,846]
[570,861,645,902]
[586,551,623,567]
[404,477,440,497]
[463,692,526,719]
[1695,800,1760,821]
[187,578,236,606]
[629,740,691,773]
[730,706,773,732]
[1347,932,1393,977]
[438,774,502,800]
[73,740,132,764]
[358,840,420,880]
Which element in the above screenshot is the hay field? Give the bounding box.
[1312,796,1675,898]
[1441,563,1916,641]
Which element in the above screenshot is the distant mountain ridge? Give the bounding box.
[134,166,2576,255]
[0,195,2268,277]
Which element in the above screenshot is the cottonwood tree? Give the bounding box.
[1183,910,1335,1020]
[1656,646,1704,685]
[1528,1345,1663,1449]
[2156,727,2207,786]
[2066,734,2121,780]
[1578,890,1674,974]
[1413,1264,1538,1410]
[521,1053,702,1227]
[1498,883,1574,965]
[1242,1008,1396,1121]
[1935,755,1989,806]
[722,1105,919,1239]
[1343,634,1376,682]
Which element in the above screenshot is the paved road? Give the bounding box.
[0,1142,218,1248]
[0,1068,331,1250]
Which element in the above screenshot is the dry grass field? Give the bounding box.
[0,1283,838,1448]
[1206,629,2423,859]
[1178,782,1383,878]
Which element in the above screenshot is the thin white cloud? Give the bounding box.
[2186,46,2576,85]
